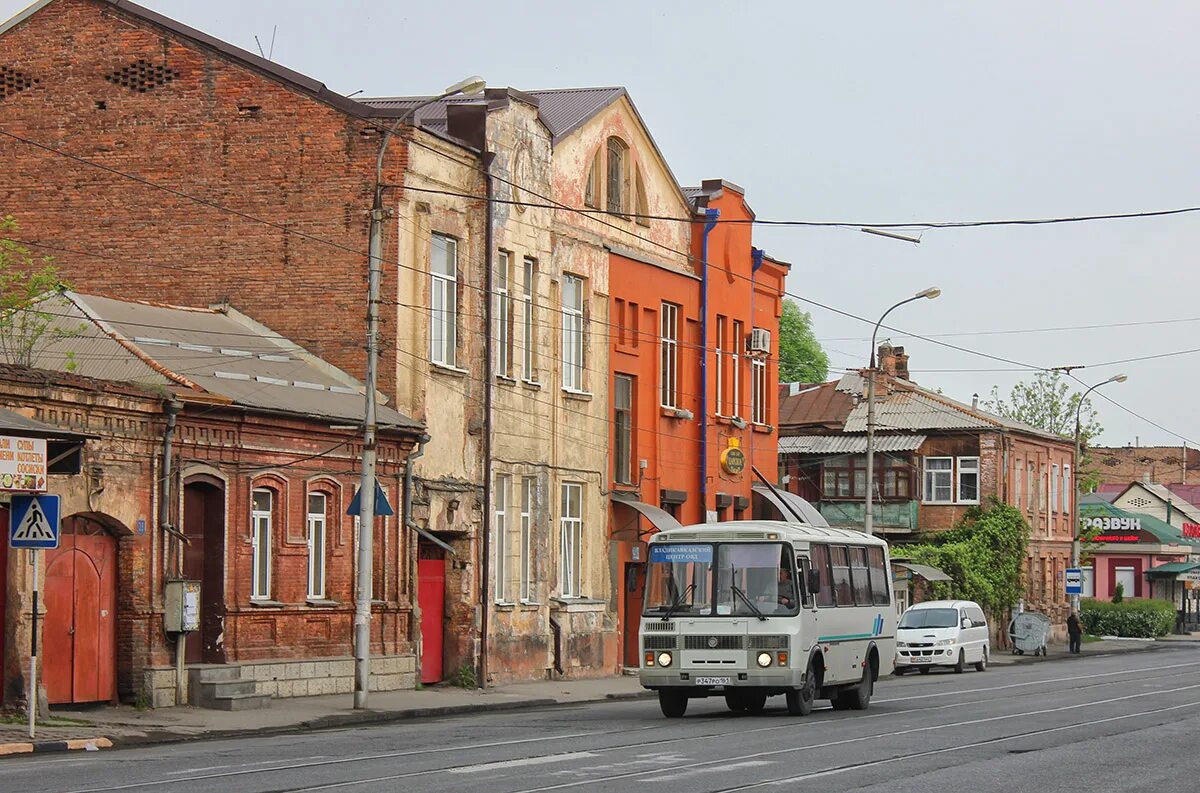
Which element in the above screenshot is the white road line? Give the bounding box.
[449,752,597,774]
[643,760,773,782]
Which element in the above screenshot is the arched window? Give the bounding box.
[307,491,328,600]
[635,168,649,227]
[606,137,628,215]
[584,149,601,209]
[250,487,276,601]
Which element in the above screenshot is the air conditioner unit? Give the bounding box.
[747,327,771,354]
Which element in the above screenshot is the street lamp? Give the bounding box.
[355,76,485,710]
[864,287,941,536]
[1070,373,1127,614]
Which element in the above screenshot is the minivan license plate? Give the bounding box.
[695,677,731,686]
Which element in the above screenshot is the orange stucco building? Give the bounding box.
[608,179,789,668]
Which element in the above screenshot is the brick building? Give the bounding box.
[1,293,421,709]
[778,346,1076,626]
[1089,446,1200,489]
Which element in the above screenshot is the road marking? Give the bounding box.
[643,760,773,782]
[718,700,1200,791]
[449,752,597,774]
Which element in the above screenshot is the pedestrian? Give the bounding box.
[1067,611,1082,654]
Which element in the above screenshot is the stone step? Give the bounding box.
[193,665,243,683]
[205,679,258,698]
[211,692,273,711]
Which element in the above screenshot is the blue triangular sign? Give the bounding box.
[347,478,395,517]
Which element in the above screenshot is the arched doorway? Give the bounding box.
[44,514,119,705]
[183,475,227,664]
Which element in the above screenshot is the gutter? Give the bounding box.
[699,208,720,515]
[480,148,497,689]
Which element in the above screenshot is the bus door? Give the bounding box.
[796,555,819,656]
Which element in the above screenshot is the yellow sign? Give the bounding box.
[720,438,746,475]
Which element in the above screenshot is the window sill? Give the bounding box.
[752,424,774,434]
[519,600,541,611]
[562,389,593,402]
[306,599,340,608]
[521,379,541,390]
[494,601,517,611]
[248,599,285,608]
[550,597,606,613]
[431,362,469,378]
[922,501,979,507]
[496,375,519,386]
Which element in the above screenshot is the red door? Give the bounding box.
[418,552,445,684]
[44,523,117,704]
[0,506,8,678]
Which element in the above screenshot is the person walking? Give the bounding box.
[1067,611,1082,654]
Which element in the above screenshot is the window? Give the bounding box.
[634,169,650,227]
[614,375,634,484]
[849,546,872,606]
[660,302,679,408]
[1014,459,1023,508]
[561,275,585,391]
[560,483,583,597]
[306,493,326,600]
[1027,462,1035,512]
[606,137,627,215]
[251,489,273,601]
[715,315,727,416]
[584,149,601,208]
[1081,565,1094,598]
[520,477,535,602]
[495,251,512,378]
[1115,565,1136,598]
[521,257,536,381]
[830,546,853,606]
[731,320,743,417]
[495,474,510,602]
[867,546,890,606]
[1063,464,1071,515]
[882,458,911,499]
[751,358,767,425]
[430,233,458,366]
[1050,464,1059,513]
[957,457,980,504]
[811,544,834,607]
[923,457,953,503]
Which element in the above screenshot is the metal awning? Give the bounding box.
[778,434,926,455]
[751,485,830,527]
[611,492,683,541]
[892,561,952,581]
[1146,561,1200,578]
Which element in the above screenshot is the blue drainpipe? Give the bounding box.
[700,208,720,516]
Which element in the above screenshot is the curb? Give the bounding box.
[0,737,112,756]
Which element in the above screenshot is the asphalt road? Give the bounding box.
[3,644,1198,793]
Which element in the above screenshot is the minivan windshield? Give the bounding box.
[899,608,959,629]
[644,542,795,618]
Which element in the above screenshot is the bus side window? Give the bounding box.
[797,557,814,608]
[867,546,890,606]
[830,546,853,606]
[811,544,835,607]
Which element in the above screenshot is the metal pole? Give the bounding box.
[1071,410,1082,616]
[29,548,38,740]
[865,368,876,536]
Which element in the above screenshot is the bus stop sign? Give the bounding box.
[1065,567,1082,596]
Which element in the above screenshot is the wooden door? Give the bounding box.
[417,552,445,684]
[622,562,645,668]
[183,480,226,664]
[43,525,117,704]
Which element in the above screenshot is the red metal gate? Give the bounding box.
[417,551,445,684]
[43,521,117,705]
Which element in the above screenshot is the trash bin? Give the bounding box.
[1008,612,1051,656]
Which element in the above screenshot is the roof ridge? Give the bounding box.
[73,291,221,315]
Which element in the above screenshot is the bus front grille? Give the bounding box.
[643,636,677,650]
[685,635,744,650]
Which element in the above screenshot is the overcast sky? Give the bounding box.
[5,0,1199,447]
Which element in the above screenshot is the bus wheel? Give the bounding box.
[724,692,746,712]
[786,664,817,716]
[848,664,873,710]
[659,690,688,718]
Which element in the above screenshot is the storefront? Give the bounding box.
[1078,499,1200,601]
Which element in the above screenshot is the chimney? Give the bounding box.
[894,346,910,381]
[972,393,979,410]
[877,343,897,377]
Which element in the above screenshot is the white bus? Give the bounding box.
[639,520,896,718]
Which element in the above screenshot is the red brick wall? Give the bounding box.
[0,0,405,394]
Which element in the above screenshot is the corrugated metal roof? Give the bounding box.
[778,434,927,455]
[844,390,993,432]
[777,379,856,429]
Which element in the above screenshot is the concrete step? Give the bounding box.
[206,680,258,698]
[192,665,243,683]
[211,692,273,711]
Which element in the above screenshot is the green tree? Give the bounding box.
[778,299,830,383]
[0,216,76,368]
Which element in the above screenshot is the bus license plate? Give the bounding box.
[695,677,732,686]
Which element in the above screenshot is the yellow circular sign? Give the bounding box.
[720,446,746,475]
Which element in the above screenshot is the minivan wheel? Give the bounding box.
[975,648,988,672]
[953,649,965,674]
[658,690,688,718]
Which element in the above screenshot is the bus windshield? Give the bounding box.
[899,608,958,629]
[644,542,795,618]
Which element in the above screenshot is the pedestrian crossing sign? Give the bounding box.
[8,494,60,549]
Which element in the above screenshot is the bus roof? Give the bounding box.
[648,520,889,548]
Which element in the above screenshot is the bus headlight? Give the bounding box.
[756,652,773,668]
[657,652,673,667]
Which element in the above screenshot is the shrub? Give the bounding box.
[1080,598,1174,638]
[1111,582,1124,603]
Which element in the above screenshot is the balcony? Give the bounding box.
[815,500,919,533]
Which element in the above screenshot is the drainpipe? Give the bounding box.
[159,401,183,704]
[404,433,431,686]
[751,248,764,491]
[699,208,720,519]
[480,148,496,689]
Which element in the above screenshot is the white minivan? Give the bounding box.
[895,600,989,674]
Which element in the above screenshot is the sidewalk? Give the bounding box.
[0,675,647,755]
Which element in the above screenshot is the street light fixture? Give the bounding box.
[354,75,485,710]
[1070,373,1127,615]
[864,287,941,536]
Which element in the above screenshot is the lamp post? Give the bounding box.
[1070,373,1127,614]
[864,287,940,536]
[355,75,484,709]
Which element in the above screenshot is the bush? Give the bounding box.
[1080,598,1175,638]
[1111,582,1124,603]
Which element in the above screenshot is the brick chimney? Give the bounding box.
[877,343,897,376]
[894,346,911,381]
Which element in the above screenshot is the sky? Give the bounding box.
[4,0,1199,447]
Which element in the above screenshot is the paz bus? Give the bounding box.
[639,520,896,718]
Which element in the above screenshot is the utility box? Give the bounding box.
[163,579,201,634]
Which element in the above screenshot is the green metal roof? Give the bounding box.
[1146,561,1200,578]
[1079,500,1200,547]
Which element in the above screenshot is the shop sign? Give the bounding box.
[1182,568,1200,585]
[720,438,746,475]
[1083,516,1141,533]
[1092,533,1142,543]
[0,434,47,492]
[1182,522,1200,539]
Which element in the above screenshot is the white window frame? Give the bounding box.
[1114,565,1136,597]
[521,257,536,382]
[430,233,458,366]
[520,477,535,602]
[923,457,954,504]
[957,456,980,504]
[306,492,327,600]
[751,358,767,425]
[731,320,743,418]
[560,482,583,598]
[715,315,726,416]
[251,488,273,601]
[1050,464,1059,513]
[562,275,585,391]
[1081,564,1094,598]
[659,302,679,409]
[494,474,511,603]
[614,374,634,485]
[495,251,511,378]
[1063,464,1072,515]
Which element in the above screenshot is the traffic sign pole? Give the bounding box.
[29,548,38,739]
